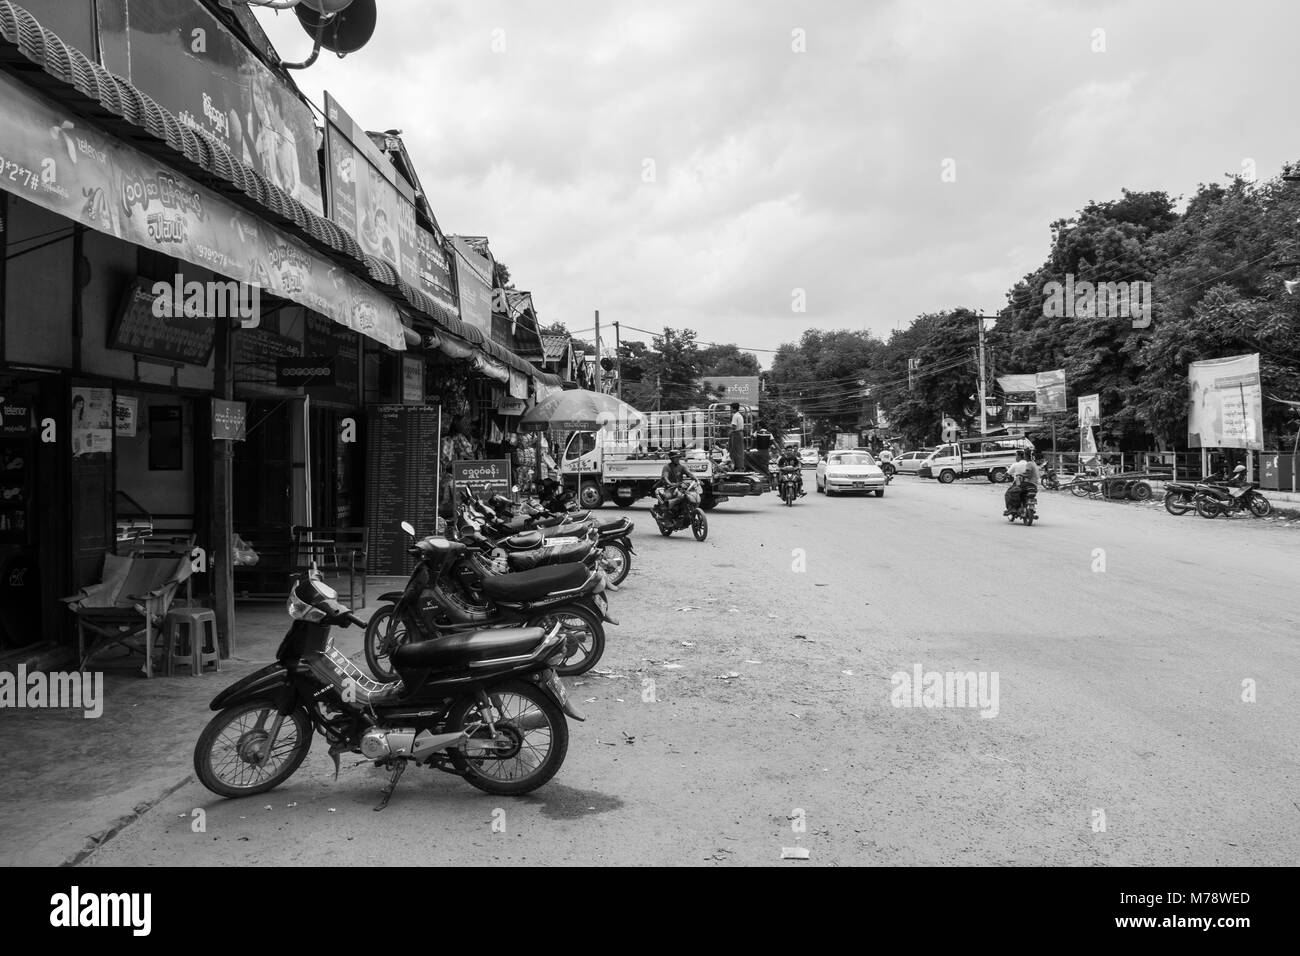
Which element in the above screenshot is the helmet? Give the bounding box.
[669,450,682,461]
[1233,464,1246,474]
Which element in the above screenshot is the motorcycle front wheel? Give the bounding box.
[528,604,606,677]
[692,509,708,541]
[364,605,408,682]
[447,680,569,796]
[1249,494,1272,518]
[194,702,312,798]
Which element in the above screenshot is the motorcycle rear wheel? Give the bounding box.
[692,509,708,541]
[598,540,631,587]
[1163,493,1192,516]
[528,604,605,677]
[1195,496,1222,519]
[1070,482,1091,498]
[194,702,312,798]
[447,680,569,796]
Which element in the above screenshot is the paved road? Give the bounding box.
[86,476,1300,866]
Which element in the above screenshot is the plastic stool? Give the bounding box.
[163,608,221,676]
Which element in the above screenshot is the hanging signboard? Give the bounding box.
[212,399,247,441]
[452,459,512,499]
[109,278,217,366]
[402,355,425,405]
[96,0,325,216]
[0,72,406,351]
[449,237,494,336]
[1188,354,1263,450]
[699,376,761,404]
[1034,369,1067,413]
[1077,394,1100,430]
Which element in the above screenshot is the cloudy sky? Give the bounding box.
[257,0,1299,366]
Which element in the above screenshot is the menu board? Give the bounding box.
[365,405,442,575]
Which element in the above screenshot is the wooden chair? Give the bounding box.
[62,536,195,677]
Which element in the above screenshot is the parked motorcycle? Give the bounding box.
[1163,472,1225,516]
[1037,461,1059,491]
[778,465,801,506]
[1193,483,1272,519]
[364,523,615,682]
[193,571,581,809]
[463,488,635,587]
[652,476,708,541]
[1005,478,1038,526]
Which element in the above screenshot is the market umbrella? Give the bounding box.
[519,388,644,432]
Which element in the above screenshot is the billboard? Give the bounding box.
[1035,369,1067,413]
[96,0,324,216]
[1188,354,1263,450]
[0,71,407,350]
[450,237,494,336]
[1077,394,1100,430]
[700,376,761,404]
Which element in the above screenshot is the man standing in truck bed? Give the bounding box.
[728,402,746,472]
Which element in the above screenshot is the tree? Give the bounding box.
[766,329,884,438]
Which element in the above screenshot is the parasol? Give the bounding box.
[519,389,644,432]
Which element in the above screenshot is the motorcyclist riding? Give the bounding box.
[1003,450,1040,515]
[777,443,806,497]
[658,450,691,518]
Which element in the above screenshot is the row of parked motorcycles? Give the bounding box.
[1162,471,1273,519]
[191,483,634,810]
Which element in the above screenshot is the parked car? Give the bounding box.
[799,447,820,468]
[816,449,887,497]
[894,450,931,474]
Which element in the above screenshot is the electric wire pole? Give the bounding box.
[593,309,601,393]
[613,320,621,400]
[976,312,989,435]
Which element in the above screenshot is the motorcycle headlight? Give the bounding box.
[287,591,326,623]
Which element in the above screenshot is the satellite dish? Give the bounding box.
[295,0,376,55]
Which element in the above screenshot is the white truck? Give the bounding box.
[554,404,772,509]
[916,435,1035,484]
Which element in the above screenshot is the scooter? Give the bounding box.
[364,523,616,683]
[778,465,801,506]
[478,491,635,586]
[193,571,581,810]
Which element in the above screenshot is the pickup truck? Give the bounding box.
[917,436,1035,483]
[556,426,771,509]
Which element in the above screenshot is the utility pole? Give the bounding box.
[593,310,601,393]
[654,373,661,412]
[613,320,621,400]
[976,312,989,435]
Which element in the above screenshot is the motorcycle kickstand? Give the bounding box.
[374,760,407,812]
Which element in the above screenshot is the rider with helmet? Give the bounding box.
[1003,450,1040,515]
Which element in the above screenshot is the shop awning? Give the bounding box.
[0,1,408,350]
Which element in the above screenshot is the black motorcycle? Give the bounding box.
[1037,461,1059,491]
[652,476,708,540]
[778,465,801,506]
[193,572,581,809]
[364,523,614,683]
[1163,472,1225,516]
[476,492,635,587]
[1005,478,1039,526]
[1194,483,1272,519]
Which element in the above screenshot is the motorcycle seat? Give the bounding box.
[507,538,593,572]
[504,530,546,549]
[391,627,547,669]
[596,517,631,536]
[482,563,590,601]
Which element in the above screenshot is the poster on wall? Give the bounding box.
[0,71,407,351]
[1188,353,1263,450]
[96,0,325,216]
[114,396,138,437]
[71,387,113,457]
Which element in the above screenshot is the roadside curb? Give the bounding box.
[62,774,194,867]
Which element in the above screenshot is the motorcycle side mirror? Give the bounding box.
[400,521,416,537]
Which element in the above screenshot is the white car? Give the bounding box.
[799,447,820,468]
[894,450,931,474]
[816,449,887,497]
